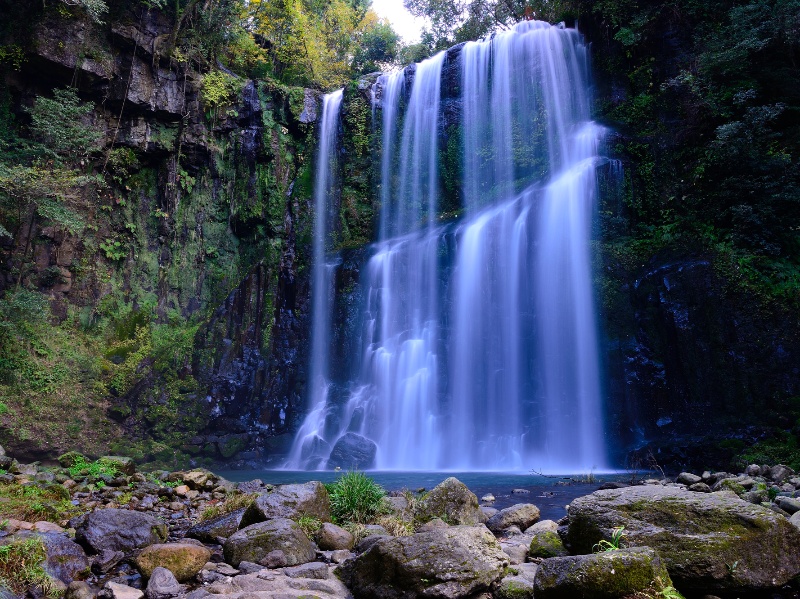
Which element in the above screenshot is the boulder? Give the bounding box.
[100,456,135,476]
[337,525,508,599]
[66,581,96,599]
[676,472,702,485]
[76,509,167,554]
[566,485,800,592]
[775,496,800,514]
[145,567,185,599]
[528,530,568,558]
[3,531,89,584]
[186,509,245,543]
[326,433,377,470]
[240,482,331,527]
[103,582,143,599]
[414,477,485,526]
[770,464,795,484]
[533,547,673,599]
[315,522,354,550]
[135,543,211,582]
[58,451,86,468]
[486,503,540,533]
[495,574,535,599]
[223,518,316,568]
[525,519,558,534]
[182,469,217,490]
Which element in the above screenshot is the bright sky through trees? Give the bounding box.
[371,0,426,42]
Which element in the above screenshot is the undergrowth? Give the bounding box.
[0,537,61,597]
[0,483,82,523]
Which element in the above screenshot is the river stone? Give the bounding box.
[76,509,167,554]
[566,485,800,592]
[525,519,558,534]
[223,518,316,567]
[486,503,540,533]
[414,477,485,526]
[186,508,245,543]
[135,543,211,582]
[495,574,534,599]
[676,472,702,485]
[4,531,89,584]
[528,530,568,558]
[775,496,800,514]
[337,525,509,599]
[240,481,331,527]
[326,432,377,470]
[315,522,354,550]
[533,547,672,599]
[771,464,795,483]
[145,567,185,599]
[66,581,95,599]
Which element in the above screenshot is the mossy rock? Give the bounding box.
[533,547,672,599]
[566,485,800,592]
[529,530,568,558]
[57,451,85,468]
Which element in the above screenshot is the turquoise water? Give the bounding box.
[215,470,622,522]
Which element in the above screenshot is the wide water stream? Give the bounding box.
[216,470,627,522]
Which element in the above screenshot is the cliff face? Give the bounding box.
[0,4,320,466]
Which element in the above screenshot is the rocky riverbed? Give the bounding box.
[2,447,800,599]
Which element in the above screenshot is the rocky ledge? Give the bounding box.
[2,449,800,599]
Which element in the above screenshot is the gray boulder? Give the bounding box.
[533,547,673,599]
[3,531,89,584]
[76,509,167,554]
[186,508,245,543]
[240,482,331,527]
[326,433,377,470]
[223,518,316,567]
[528,530,568,558]
[566,485,800,592]
[486,503,540,533]
[414,477,485,526]
[676,472,702,485]
[315,522,354,550]
[337,525,508,599]
[770,464,795,483]
[495,574,534,599]
[145,567,185,599]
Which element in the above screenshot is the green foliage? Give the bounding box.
[295,514,323,537]
[325,471,387,524]
[592,526,626,552]
[0,536,60,597]
[28,87,100,156]
[66,455,119,479]
[99,238,127,261]
[732,430,800,471]
[200,70,242,116]
[0,483,82,523]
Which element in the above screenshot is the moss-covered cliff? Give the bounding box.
[0,1,319,467]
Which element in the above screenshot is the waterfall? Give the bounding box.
[287,21,609,472]
[285,89,343,469]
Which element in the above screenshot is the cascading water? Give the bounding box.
[285,89,343,469]
[287,21,609,472]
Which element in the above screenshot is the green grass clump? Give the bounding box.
[0,483,80,523]
[67,456,119,479]
[199,492,256,522]
[295,514,323,537]
[325,471,387,524]
[0,537,61,597]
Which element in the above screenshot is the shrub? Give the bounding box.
[325,471,387,524]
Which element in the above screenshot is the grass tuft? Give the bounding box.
[0,537,61,597]
[325,471,387,525]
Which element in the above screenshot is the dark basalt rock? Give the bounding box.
[76,509,168,554]
[326,433,377,470]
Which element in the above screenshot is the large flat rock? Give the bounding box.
[566,485,800,592]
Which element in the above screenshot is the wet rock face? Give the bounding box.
[337,525,509,599]
[603,257,800,469]
[565,485,800,592]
